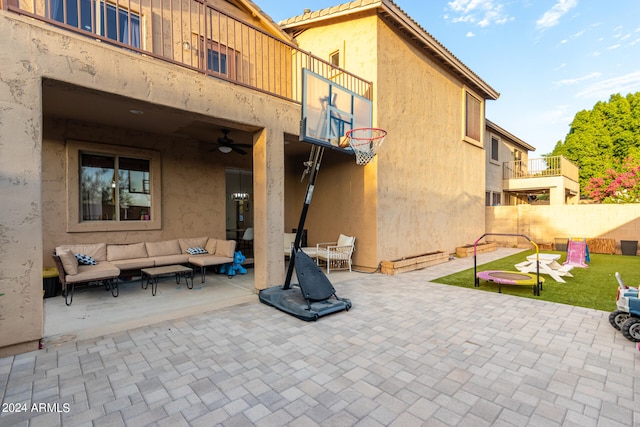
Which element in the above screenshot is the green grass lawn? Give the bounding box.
[431,250,640,312]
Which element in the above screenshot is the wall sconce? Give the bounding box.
[183,41,191,51]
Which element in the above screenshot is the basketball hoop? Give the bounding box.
[345,128,387,165]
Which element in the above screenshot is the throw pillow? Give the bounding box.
[75,253,97,265]
[186,247,208,255]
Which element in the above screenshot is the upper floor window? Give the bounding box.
[202,39,237,79]
[50,0,141,48]
[491,136,499,161]
[330,51,340,68]
[465,91,481,143]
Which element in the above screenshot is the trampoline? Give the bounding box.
[476,270,544,295]
[472,233,544,297]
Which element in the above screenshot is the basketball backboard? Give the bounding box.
[300,69,372,152]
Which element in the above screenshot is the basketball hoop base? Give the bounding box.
[259,251,352,321]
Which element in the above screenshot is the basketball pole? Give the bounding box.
[283,144,324,290]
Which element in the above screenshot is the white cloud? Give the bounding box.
[540,104,573,125]
[536,0,578,30]
[576,71,640,99]
[466,31,476,37]
[554,72,602,87]
[446,0,513,27]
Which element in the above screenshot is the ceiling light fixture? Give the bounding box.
[129,109,144,115]
[218,146,232,154]
[231,192,249,201]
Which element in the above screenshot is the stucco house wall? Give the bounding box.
[282,5,494,266]
[0,9,298,355]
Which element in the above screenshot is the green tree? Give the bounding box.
[551,92,640,200]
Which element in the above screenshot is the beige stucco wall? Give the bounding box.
[486,204,640,252]
[0,11,299,355]
[289,12,487,266]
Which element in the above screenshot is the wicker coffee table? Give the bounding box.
[141,265,194,296]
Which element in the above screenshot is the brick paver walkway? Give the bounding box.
[1,252,639,426]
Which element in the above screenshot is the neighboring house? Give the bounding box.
[485,120,580,206]
[485,120,535,206]
[0,0,501,355]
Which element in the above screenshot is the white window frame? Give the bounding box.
[66,140,162,232]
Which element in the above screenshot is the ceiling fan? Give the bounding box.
[211,129,251,155]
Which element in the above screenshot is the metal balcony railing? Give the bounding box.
[503,156,579,182]
[4,0,372,102]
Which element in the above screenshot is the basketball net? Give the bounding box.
[345,128,387,165]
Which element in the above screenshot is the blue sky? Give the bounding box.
[257,0,640,155]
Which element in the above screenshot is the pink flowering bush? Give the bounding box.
[584,157,640,203]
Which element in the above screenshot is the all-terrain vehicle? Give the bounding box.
[609,272,640,342]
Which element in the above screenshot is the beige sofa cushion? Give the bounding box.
[152,254,190,266]
[110,258,155,270]
[204,238,217,255]
[179,237,209,254]
[58,249,78,275]
[145,240,181,257]
[189,254,234,267]
[215,239,236,258]
[107,242,148,261]
[56,243,107,262]
[67,263,120,283]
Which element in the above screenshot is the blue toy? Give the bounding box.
[220,251,247,277]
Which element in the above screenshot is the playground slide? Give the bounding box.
[563,238,589,268]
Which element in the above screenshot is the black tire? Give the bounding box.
[609,310,630,330]
[621,317,640,342]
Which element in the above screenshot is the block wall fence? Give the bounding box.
[485,204,640,255]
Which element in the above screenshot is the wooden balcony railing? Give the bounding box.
[4,0,372,102]
[503,156,579,182]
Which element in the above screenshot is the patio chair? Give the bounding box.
[316,234,356,273]
[284,232,317,260]
[240,227,253,254]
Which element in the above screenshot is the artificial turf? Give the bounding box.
[431,250,640,312]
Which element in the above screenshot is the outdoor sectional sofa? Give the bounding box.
[52,236,236,305]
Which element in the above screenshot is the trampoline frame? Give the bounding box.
[473,233,543,296]
[476,270,544,295]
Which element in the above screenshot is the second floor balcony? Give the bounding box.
[503,156,579,182]
[502,156,580,204]
[5,0,372,103]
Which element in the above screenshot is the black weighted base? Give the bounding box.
[259,249,351,321]
[259,285,351,321]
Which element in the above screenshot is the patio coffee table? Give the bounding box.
[141,265,194,296]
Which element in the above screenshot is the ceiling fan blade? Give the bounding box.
[231,146,248,155]
[233,143,252,148]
